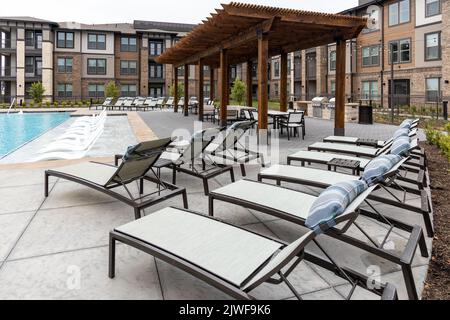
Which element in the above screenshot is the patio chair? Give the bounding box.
[156,97,165,109]
[135,97,148,111]
[109,206,398,300]
[177,98,185,112]
[323,129,418,148]
[121,98,134,111]
[90,97,113,110]
[44,138,188,220]
[278,112,305,140]
[257,153,434,238]
[204,120,265,177]
[147,98,158,110]
[155,128,235,195]
[164,97,174,109]
[209,179,427,300]
[214,109,239,124]
[111,97,125,111]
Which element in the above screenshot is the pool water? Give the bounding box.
[0,112,70,158]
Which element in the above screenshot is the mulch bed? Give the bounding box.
[421,142,450,300]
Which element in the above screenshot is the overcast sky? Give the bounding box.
[3,0,359,24]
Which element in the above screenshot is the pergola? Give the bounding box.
[156,2,366,136]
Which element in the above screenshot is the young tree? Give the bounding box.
[231,78,246,106]
[105,81,120,99]
[28,82,45,103]
[169,82,184,99]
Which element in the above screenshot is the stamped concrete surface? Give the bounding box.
[0,111,432,300]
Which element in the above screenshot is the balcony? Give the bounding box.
[0,67,16,80]
[0,39,15,52]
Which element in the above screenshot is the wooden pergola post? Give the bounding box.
[280,51,288,112]
[219,49,229,127]
[335,39,346,136]
[246,60,253,107]
[210,67,215,101]
[198,60,204,121]
[173,66,178,113]
[257,33,269,131]
[184,64,189,117]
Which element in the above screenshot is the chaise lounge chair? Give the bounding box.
[203,120,265,176]
[208,179,427,300]
[90,97,113,110]
[45,138,188,219]
[109,206,398,300]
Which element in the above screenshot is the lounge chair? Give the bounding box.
[153,128,236,196]
[156,97,165,109]
[109,206,398,300]
[121,98,134,111]
[257,157,433,237]
[132,97,146,111]
[164,97,174,109]
[111,98,125,111]
[203,121,265,176]
[147,98,158,110]
[177,98,185,112]
[90,97,113,110]
[45,138,188,219]
[208,179,427,300]
[323,129,417,148]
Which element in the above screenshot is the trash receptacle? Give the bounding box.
[358,101,373,125]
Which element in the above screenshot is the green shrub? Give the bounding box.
[444,122,450,134]
[38,102,42,108]
[27,82,45,103]
[105,81,120,99]
[230,78,246,106]
[61,101,67,107]
[54,101,59,108]
[46,101,51,107]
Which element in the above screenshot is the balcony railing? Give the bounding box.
[0,39,15,50]
[0,67,15,78]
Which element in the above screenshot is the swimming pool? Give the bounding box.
[0,112,70,158]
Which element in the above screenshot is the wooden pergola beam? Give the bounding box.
[280,51,288,112]
[334,39,346,136]
[173,66,178,113]
[184,64,189,117]
[198,59,204,121]
[172,18,277,67]
[257,33,268,131]
[210,67,215,101]
[219,49,229,127]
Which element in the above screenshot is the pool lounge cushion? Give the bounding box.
[361,154,403,186]
[306,180,368,234]
[393,128,410,140]
[391,136,412,157]
[399,119,413,130]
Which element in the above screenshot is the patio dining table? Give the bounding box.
[268,110,291,129]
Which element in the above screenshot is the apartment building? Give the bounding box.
[0,17,57,103]
[1,0,449,105]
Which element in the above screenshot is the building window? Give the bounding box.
[121,37,137,52]
[149,63,163,78]
[25,30,35,47]
[362,45,380,67]
[426,78,441,102]
[252,63,257,78]
[230,66,237,80]
[57,57,73,73]
[88,84,105,98]
[425,32,441,61]
[389,39,411,64]
[389,0,410,26]
[25,57,35,73]
[88,33,106,50]
[120,60,137,75]
[121,84,137,97]
[204,84,210,97]
[149,40,163,56]
[425,0,441,17]
[329,51,336,71]
[57,32,74,49]
[87,58,106,75]
[274,61,280,78]
[330,81,336,96]
[362,81,379,99]
[274,83,279,97]
[57,84,73,98]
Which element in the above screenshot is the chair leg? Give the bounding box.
[44,172,49,197]
[240,164,246,177]
[172,166,177,185]
[108,234,116,279]
[402,264,419,300]
[182,190,188,209]
[203,178,210,196]
[230,167,236,182]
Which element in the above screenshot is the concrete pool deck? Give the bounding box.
[0,111,432,300]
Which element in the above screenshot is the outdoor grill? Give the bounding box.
[328,98,336,119]
[312,97,328,118]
